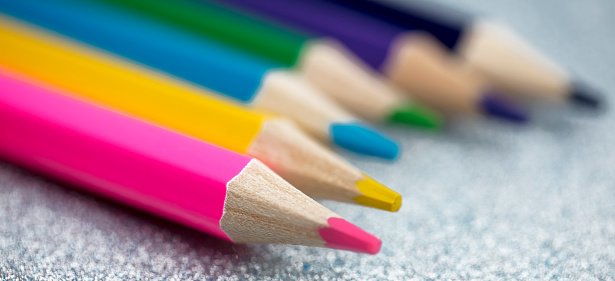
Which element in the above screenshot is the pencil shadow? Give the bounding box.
[532,115,578,136]
[342,118,532,163]
[0,161,250,258]
[110,203,246,255]
[525,102,608,136]
[432,117,530,152]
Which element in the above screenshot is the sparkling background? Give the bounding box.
[1,0,615,280]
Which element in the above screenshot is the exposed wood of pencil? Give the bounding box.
[256,71,354,141]
[299,40,409,121]
[221,159,340,245]
[384,32,486,114]
[458,21,570,100]
[249,118,365,202]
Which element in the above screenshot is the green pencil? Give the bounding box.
[90,0,443,129]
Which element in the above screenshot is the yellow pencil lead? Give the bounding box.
[353,174,402,212]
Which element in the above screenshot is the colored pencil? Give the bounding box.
[0,15,402,212]
[0,0,399,159]
[90,0,442,129]
[322,0,601,109]
[0,68,382,254]
[217,0,528,122]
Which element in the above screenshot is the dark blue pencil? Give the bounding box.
[324,0,601,109]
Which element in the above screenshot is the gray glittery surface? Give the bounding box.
[1,0,615,280]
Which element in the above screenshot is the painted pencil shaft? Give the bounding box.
[102,0,307,67]
[323,0,469,50]
[0,0,399,158]
[0,69,382,254]
[91,0,441,129]
[0,15,402,212]
[324,0,601,108]
[219,0,528,122]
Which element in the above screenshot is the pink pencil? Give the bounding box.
[0,68,381,254]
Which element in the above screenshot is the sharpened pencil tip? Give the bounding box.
[388,102,443,129]
[353,174,402,212]
[570,82,602,109]
[480,92,529,123]
[330,122,399,159]
[319,218,382,254]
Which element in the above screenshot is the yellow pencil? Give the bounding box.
[0,15,401,212]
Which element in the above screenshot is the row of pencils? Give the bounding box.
[0,0,601,255]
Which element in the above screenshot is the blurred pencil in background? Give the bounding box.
[216,0,529,123]
[0,68,382,254]
[91,0,443,129]
[323,0,602,109]
[0,15,402,212]
[0,0,400,159]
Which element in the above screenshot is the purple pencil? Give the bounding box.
[217,0,527,122]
